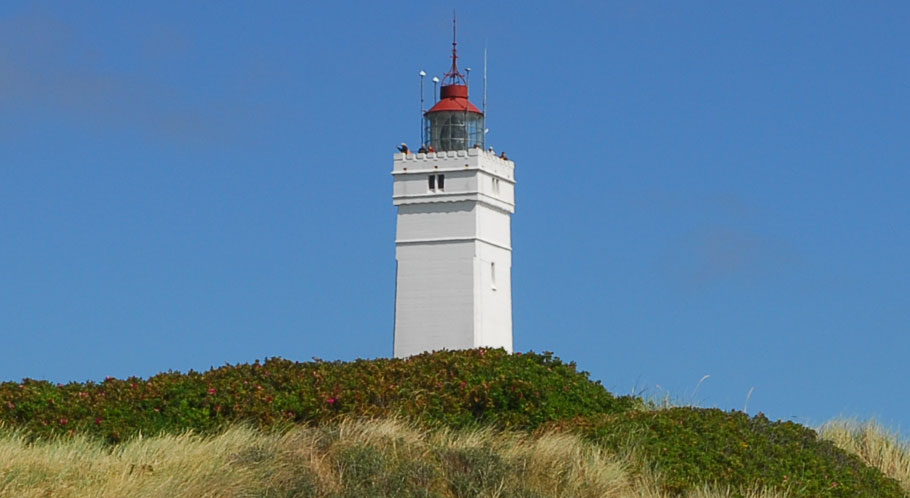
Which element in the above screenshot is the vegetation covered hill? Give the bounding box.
[0,349,906,497]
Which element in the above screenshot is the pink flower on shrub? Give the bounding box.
[208,388,216,395]
[326,397,336,405]
[95,417,103,425]
[59,418,68,426]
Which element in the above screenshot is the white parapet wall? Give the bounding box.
[392,149,515,357]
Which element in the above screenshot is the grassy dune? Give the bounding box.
[820,419,910,492]
[0,351,905,497]
[0,418,795,498]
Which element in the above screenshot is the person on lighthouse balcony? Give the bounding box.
[397,142,410,154]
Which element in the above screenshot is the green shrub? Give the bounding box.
[0,349,637,442]
[560,408,906,498]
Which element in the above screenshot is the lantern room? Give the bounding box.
[422,19,485,152]
[425,84,484,152]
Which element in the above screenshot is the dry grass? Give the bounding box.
[819,418,910,493]
[0,418,789,498]
[0,426,270,498]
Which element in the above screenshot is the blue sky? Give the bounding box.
[1,2,908,431]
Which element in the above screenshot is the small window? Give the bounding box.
[437,174,445,190]
[428,175,436,191]
[491,262,497,290]
[492,178,500,194]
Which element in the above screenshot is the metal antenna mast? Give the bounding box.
[482,44,488,148]
[419,70,426,146]
[443,11,465,86]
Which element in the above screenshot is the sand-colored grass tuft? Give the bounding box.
[324,418,640,497]
[0,425,268,498]
[0,418,790,498]
[819,418,910,493]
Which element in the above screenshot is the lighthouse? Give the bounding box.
[392,25,515,358]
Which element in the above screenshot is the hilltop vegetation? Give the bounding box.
[0,349,906,497]
[0,349,636,441]
[0,418,779,498]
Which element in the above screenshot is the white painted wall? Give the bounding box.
[474,241,513,351]
[396,202,475,242]
[394,242,476,355]
[392,150,515,357]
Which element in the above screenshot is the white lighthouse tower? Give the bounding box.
[392,27,515,358]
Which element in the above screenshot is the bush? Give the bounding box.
[0,349,638,442]
[558,408,906,498]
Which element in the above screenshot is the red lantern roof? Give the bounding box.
[426,84,482,114]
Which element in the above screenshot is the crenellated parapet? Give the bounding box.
[393,149,515,180]
[392,149,515,213]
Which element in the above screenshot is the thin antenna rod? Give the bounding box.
[443,10,465,86]
[482,44,488,148]
[452,10,457,61]
[450,11,457,77]
[419,70,426,146]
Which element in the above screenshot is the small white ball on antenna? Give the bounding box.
[419,70,426,77]
[432,76,440,83]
